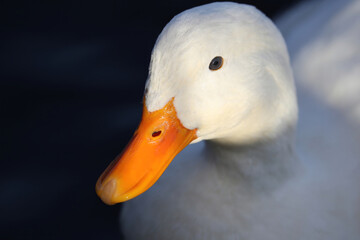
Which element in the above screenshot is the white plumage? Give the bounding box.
[120,1,360,239]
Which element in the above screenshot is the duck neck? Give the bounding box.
[204,128,299,193]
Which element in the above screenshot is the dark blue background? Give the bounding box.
[0,0,301,239]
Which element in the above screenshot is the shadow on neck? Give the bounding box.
[204,125,299,194]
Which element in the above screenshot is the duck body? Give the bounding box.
[94,2,360,239]
[122,140,359,240]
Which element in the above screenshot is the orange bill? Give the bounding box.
[96,98,197,205]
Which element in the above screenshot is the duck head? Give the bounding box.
[96,2,297,205]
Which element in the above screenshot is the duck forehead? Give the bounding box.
[145,34,226,117]
[144,2,285,127]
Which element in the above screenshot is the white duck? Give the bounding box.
[96,2,360,239]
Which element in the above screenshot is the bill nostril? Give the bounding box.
[152,130,162,137]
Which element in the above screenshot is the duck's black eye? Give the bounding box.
[209,56,223,71]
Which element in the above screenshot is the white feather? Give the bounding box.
[121,1,360,239]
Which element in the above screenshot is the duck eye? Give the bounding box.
[209,56,223,71]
